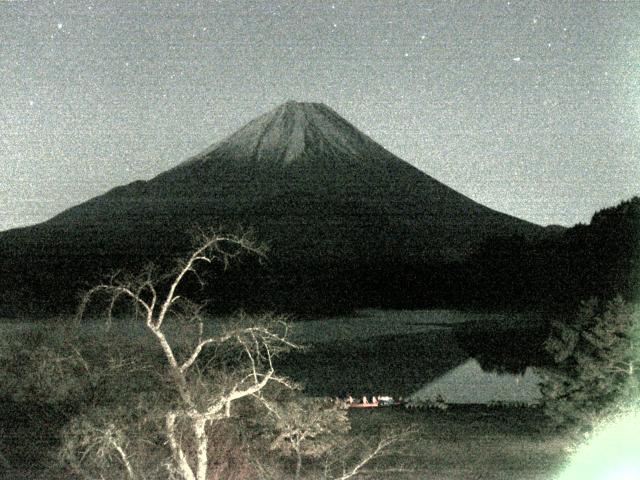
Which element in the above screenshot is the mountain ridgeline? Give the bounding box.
[39,101,542,260]
[459,196,639,311]
[0,102,636,314]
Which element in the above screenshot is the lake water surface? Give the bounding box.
[2,309,546,404]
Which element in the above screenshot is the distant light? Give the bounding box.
[513,57,521,62]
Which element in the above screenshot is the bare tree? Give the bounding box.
[265,397,351,480]
[258,394,414,480]
[320,429,415,480]
[70,230,416,480]
[78,230,298,480]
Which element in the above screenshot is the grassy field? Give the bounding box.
[0,309,572,479]
[348,406,571,480]
[0,402,574,480]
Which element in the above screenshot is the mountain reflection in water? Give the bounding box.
[410,358,542,405]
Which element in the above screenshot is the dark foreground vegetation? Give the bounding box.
[0,197,637,478]
[458,196,639,312]
[348,406,571,480]
[0,197,637,317]
[2,296,637,479]
[0,396,574,480]
[0,318,573,480]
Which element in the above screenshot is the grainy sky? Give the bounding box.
[1,0,639,231]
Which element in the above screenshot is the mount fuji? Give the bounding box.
[0,101,545,312]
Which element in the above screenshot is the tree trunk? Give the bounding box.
[166,412,196,480]
[194,416,209,480]
[295,447,302,480]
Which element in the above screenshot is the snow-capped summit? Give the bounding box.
[211,101,364,165]
[173,100,400,174]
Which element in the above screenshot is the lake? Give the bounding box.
[280,309,547,404]
[1,309,547,405]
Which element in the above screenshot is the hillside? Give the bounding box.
[0,101,546,313]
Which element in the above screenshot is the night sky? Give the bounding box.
[2,0,639,231]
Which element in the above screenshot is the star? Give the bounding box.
[0,0,635,234]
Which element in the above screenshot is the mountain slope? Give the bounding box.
[0,101,546,312]
[41,101,541,258]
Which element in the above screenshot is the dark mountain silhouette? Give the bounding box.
[458,196,640,311]
[0,101,549,314]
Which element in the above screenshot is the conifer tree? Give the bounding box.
[539,296,639,433]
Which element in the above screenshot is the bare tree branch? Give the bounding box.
[331,430,414,480]
[104,428,136,480]
[76,230,292,480]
